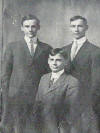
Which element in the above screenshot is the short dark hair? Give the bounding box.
[49,48,68,59]
[21,14,40,26]
[70,15,88,25]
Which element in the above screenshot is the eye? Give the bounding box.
[50,59,54,61]
[56,59,62,61]
[31,25,36,28]
[78,25,84,28]
[25,25,29,28]
[70,25,75,28]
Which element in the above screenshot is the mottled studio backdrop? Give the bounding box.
[2,0,100,48]
[1,0,100,85]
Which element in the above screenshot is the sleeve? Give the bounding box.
[64,77,81,125]
[2,43,13,102]
[1,43,13,124]
[44,46,52,74]
[91,49,100,114]
[33,76,44,114]
[66,77,80,101]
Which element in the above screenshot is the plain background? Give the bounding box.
[1,0,100,86]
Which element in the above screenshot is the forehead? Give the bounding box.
[49,54,64,60]
[70,19,86,26]
[22,19,38,26]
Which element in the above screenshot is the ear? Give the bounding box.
[21,26,23,31]
[85,25,88,31]
[37,24,40,30]
[48,58,50,65]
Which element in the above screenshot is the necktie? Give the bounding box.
[71,40,78,61]
[29,39,34,57]
[49,78,54,88]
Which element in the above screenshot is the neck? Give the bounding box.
[75,35,85,40]
[52,69,64,75]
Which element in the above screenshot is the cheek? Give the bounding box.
[32,28,38,32]
[70,28,74,32]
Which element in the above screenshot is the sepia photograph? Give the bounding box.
[0,0,100,132]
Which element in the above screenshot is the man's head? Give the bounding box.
[70,15,88,39]
[21,14,40,38]
[48,48,68,73]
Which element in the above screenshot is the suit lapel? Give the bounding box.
[33,40,44,60]
[22,39,33,59]
[46,73,67,94]
[71,40,88,62]
[22,39,44,60]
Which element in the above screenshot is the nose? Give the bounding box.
[52,60,57,66]
[29,26,32,31]
[74,26,78,32]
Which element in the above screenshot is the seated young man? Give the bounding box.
[33,48,81,133]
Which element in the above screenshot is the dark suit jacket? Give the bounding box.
[62,40,100,132]
[2,39,52,124]
[34,72,80,133]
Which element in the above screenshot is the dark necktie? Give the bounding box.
[49,78,54,88]
[29,39,34,57]
[71,40,78,61]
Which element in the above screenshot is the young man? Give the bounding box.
[1,14,51,133]
[62,15,100,132]
[33,48,81,133]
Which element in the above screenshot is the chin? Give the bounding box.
[29,35,34,38]
[52,70,59,73]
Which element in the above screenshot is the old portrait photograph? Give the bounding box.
[0,0,100,133]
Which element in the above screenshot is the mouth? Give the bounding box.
[74,32,79,34]
[29,32,33,35]
[52,66,58,69]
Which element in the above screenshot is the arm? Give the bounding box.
[64,77,80,125]
[1,43,13,124]
[91,50,100,115]
[66,78,79,102]
[33,76,44,115]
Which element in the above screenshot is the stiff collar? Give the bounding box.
[51,69,64,81]
[24,36,38,44]
[73,36,87,45]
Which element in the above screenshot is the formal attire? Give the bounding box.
[62,36,100,132]
[1,38,52,133]
[33,71,81,133]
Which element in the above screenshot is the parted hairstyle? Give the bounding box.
[70,15,88,25]
[49,48,68,60]
[21,14,40,28]
[49,48,71,74]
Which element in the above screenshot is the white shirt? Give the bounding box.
[24,36,37,54]
[72,36,87,55]
[51,69,64,83]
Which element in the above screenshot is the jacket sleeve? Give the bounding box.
[2,44,13,101]
[33,76,44,114]
[1,43,13,124]
[64,77,81,124]
[91,49,100,115]
[66,77,79,101]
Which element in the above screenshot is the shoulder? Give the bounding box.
[86,41,100,58]
[62,43,72,50]
[66,74,80,87]
[40,73,51,81]
[38,40,52,50]
[85,40,100,51]
[6,40,23,49]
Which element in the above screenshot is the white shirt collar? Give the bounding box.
[51,69,64,82]
[24,36,38,44]
[24,36,38,54]
[73,36,87,45]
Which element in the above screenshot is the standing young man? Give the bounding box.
[62,15,100,132]
[1,14,51,133]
